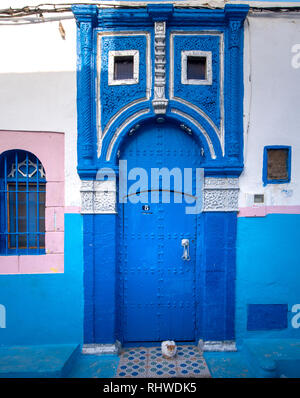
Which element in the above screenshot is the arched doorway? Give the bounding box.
[117,120,204,343]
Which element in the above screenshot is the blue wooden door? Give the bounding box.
[119,122,201,343]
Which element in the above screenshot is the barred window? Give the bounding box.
[0,150,46,255]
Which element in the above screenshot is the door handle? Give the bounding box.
[181,239,190,261]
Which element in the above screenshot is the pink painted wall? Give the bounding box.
[0,130,65,274]
[238,205,300,217]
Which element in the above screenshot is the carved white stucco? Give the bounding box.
[152,21,168,114]
[81,180,117,214]
[81,177,239,213]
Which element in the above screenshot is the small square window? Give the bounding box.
[254,194,264,204]
[108,50,139,86]
[263,146,291,185]
[114,56,134,81]
[187,56,206,80]
[181,50,212,85]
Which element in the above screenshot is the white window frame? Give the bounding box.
[108,50,139,86]
[181,50,212,85]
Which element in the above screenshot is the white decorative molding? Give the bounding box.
[203,177,239,212]
[81,177,239,214]
[8,158,45,179]
[106,108,150,161]
[108,50,139,86]
[181,50,212,85]
[82,341,121,355]
[171,108,216,159]
[81,180,117,214]
[152,21,168,114]
[198,339,237,352]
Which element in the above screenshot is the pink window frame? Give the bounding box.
[0,130,65,274]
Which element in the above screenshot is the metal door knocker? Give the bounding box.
[181,239,190,261]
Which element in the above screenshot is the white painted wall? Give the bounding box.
[241,13,300,208]
[0,16,80,207]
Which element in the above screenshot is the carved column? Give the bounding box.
[152,21,168,114]
[72,6,98,171]
[147,4,173,115]
[227,19,243,162]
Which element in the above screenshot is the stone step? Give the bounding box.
[0,344,80,378]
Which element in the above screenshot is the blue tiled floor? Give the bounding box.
[116,345,211,378]
[67,354,120,378]
[68,350,254,378]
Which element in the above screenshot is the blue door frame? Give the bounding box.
[74,4,248,345]
[116,121,202,343]
[82,119,239,345]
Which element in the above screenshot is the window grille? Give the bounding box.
[0,150,46,255]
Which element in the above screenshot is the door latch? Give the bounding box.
[181,239,190,261]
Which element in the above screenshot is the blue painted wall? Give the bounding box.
[0,214,84,346]
[1,212,299,346]
[236,214,300,343]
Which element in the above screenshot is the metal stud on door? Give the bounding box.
[119,122,201,343]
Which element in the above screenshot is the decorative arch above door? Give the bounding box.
[72,3,249,345]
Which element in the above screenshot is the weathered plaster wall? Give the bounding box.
[4,13,300,213]
[236,14,300,342]
[241,14,300,213]
[0,130,65,274]
[0,18,80,208]
[0,17,83,344]
[0,6,299,345]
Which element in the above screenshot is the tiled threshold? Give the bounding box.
[116,345,211,378]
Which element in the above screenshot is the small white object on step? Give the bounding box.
[161,340,177,359]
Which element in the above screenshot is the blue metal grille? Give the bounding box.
[0,150,46,255]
